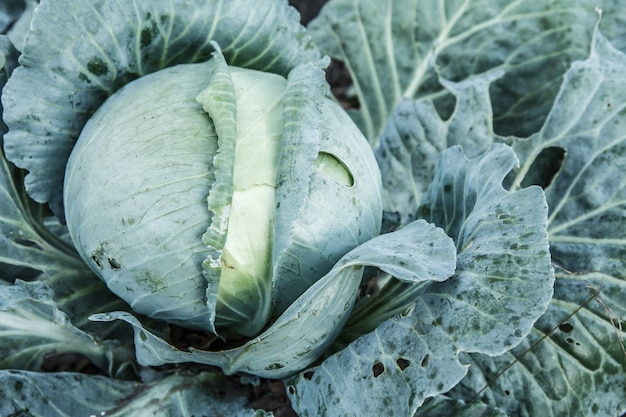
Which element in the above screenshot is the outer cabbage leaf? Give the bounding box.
[0,134,87,285]
[308,0,626,145]
[92,220,456,379]
[375,70,501,225]
[417,396,507,417]
[448,28,626,417]
[418,144,554,354]
[507,28,626,280]
[2,0,321,219]
[271,59,383,316]
[0,370,269,417]
[452,271,626,417]
[1,33,130,340]
[287,144,554,416]
[0,281,132,376]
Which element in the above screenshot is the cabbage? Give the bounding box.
[63,52,383,338]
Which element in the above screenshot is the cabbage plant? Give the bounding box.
[0,0,625,416]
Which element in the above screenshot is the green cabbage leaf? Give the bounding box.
[0,369,270,417]
[308,0,626,144]
[448,27,626,417]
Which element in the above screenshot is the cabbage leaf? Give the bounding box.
[0,281,132,376]
[0,34,131,340]
[0,370,269,417]
[448,27,626,417]
[308,0,626,144]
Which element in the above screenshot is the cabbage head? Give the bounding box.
[62,51,383,339]
[2,0,387,376]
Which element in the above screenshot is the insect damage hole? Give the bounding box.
[396,358,410,371]
[314,152,354,187]
[520,146,566,189]
[372,362,385,377]
[107,258,121,270]
[91,255,103,270]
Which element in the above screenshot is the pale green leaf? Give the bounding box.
[449,28,626,417]
[507,29,626,281]
[198,46,237,258]
[308,0,625,145]
[375,70,501,225]
[271,59,383,316]
[450,272,626,417]
[418,144,553,354]
[417,396,507,417]
[0,281,132,376]
[0,370,267,417]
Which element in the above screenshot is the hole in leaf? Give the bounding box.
[504,390,511,396]
[372,362,385,377]
[520,146,566,189]
[108,258,121,270]
[559,322,574,333]
[288,386,295,395]
[314,152,354,187]
[91,255,103,270]
[303,371,315,380]
[358,275,380,298]
[421,354,430,367]
[396,358,410,371]
[289,0,327,25]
